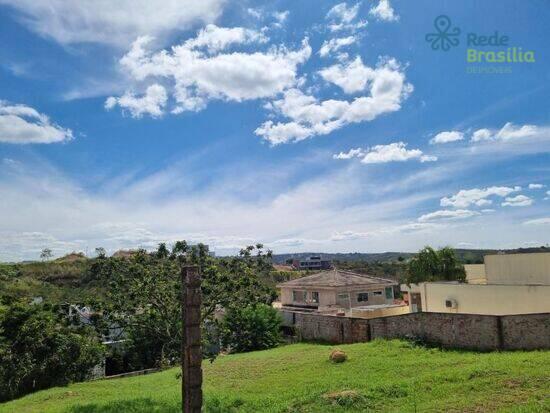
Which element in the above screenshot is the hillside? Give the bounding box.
[2,340,548,413]
[272,246,550,265]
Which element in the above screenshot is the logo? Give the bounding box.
[425,15,460,51]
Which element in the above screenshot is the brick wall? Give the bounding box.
[280,309,550,350]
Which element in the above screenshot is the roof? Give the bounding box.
[277,269,396,288]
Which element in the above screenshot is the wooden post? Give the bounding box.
[181,265,202,413]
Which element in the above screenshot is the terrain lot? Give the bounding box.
[1,340,548,413]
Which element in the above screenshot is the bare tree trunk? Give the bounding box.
[181,265,203,413]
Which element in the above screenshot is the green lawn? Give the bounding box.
[2,340,549,413]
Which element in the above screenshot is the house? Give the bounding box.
[291,255,332,270]
[277,269,397,313]
[401,252,550,315]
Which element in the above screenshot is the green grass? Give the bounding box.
[2,340,549,413]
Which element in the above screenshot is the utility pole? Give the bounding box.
[181,265,203,413]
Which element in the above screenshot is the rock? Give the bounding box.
[329,349,347,363]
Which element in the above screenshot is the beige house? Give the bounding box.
[277,269,397,313]
[402,252,550,315]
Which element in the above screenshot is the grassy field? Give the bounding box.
[1,340,549,413]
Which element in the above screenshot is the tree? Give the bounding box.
[221,304,281,353]
[95,247,107,258]
[156,243,169,259]
[40,248,53,261]
[405,246,466,285]
[0,303,104,402]
[90,242,276,369]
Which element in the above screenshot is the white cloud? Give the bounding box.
[471,122,538,142]
[418,209,480,222]
[441,186,521,208]
[109,31,311,117]
[523,217,550,225]
[362,142,434,164]
[105,84,167,118]
[528,183,545,189]
[334,142,436,164]
[430,130,464,144]
[0,0,225,46]
[333,148,365,159]
[272,11,290,27]
[257,58,413,144]
[183,24,268,53]
[325,2,367,32]
[501,195,533,207]
[0,101,73,144]
[319,36,357,57]
[369,0,399,22]
[319,56,374,94]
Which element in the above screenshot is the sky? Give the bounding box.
[0,0,549,261]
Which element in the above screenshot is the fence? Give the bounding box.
[280,310,550,351]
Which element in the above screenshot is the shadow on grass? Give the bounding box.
[67,398,179,413]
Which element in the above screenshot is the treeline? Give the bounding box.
[0,242,282,402]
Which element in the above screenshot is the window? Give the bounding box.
[385,287,394,299]
[292,290,305,302]
[372,291,383,296]
[357,292,369,302]
[310,291,319,303]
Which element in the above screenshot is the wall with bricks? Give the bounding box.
[280,309,550,350]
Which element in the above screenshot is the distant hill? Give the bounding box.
[272,246,550,265]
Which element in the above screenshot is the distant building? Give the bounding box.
[291,255,332,270]
[401,252,550,315]
[277,269,397,313]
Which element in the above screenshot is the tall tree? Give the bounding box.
[40,248,53,261]
[405,246,466,284]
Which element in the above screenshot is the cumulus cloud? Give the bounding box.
[430,130,464,144]
[501,195,533,207]
[108,30,311,117]
[105,84,167,118]
[319,36,357,57]
[257,58,412,144]
[418,209,480,222]
[528,183,545,189]
[369,0,399,22]
[325,2,367,32]
[440,186,521,208]
[334,142,437,164]
[471,122,538,143]
[0,101,73,144]
[0,0,225,46]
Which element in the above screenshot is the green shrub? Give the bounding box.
[0,303,104,402]
[220,304,281,353]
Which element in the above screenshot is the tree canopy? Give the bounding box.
[405,246,466,285]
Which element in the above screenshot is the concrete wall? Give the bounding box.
[423,283,550,315]
[464,264,487,284]
[280,309,550,350]
[484,252,550,285]
[350,305,409,319]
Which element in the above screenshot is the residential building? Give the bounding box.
[277,269,397,312]
[401,252,550,315]
[291,255,332,270]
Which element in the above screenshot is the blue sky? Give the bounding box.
[0,0,549,261]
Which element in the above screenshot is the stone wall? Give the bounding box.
[280,309,550,350]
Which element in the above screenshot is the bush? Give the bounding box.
[220,304,281,353]
[0,303,104,402]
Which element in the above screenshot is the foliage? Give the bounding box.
[405,246,466,284]
[220,304,281,353]
[1,341,549,413]
[0,302,104,402]
[89,242,276,369]
[40,248,53,261]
